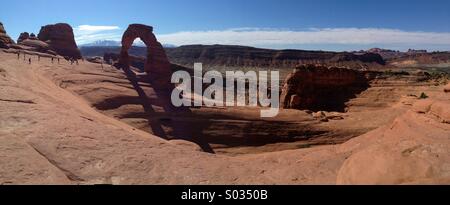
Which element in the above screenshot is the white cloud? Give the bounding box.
[74,25,121,45]
[74,26,450,50]
[77,25,120,32]
[156,28,450,50]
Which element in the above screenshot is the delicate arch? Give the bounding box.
[119,24,172,86]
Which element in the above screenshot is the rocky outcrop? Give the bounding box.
[337,87,450,184]
[13,23,81,58]
[14,31,52,54]
[29,33,38,40]
[0,22,15,48]
[280,64,369,111]
[17,32,30,43]
[119,24,172,87]
[37,23,81,59]
[17,32,38,43]
[17,39,51,54]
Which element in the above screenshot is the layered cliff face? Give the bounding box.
[0,22,15,48]
[389,52,450,66]
[165,45,385,70]
[280,64,369,112]
[81,45,385,70]
[38,23,82,59]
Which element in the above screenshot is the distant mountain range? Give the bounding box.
[81,40,121,47]
[80,40,177,48]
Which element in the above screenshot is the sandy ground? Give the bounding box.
[1,49,449,184]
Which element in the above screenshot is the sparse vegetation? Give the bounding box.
[419,92,429,99]
[383,69,410,76]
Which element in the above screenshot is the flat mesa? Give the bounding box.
[181,189,215,202]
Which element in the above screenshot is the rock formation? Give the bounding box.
[337,86,450,184]
[19,39,52,54]
[14,31,52,54]
[37,23,81,59]
[29,33,38,40]
[280,64,369,111]
[17,32,30,43]
[0,22,15,48]
[365,48,405,60]
[118,24,172,87]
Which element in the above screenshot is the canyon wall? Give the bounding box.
[81,44,386,70]
[165,45,385,70]
[280,64,369,112]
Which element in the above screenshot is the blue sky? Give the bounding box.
[1,0,450,51]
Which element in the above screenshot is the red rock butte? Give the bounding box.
[37,23,82,59]
[119,24,172,87]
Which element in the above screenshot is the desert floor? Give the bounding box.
[1,50,449,184]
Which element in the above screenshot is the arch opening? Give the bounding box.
[118,24,172,87]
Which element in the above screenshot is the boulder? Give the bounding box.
[38,23,81,59]
[0,22,15,48]
[29,33,39,40]
[312,111,326,118]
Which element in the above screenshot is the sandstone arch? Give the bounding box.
[119,24,172,87]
